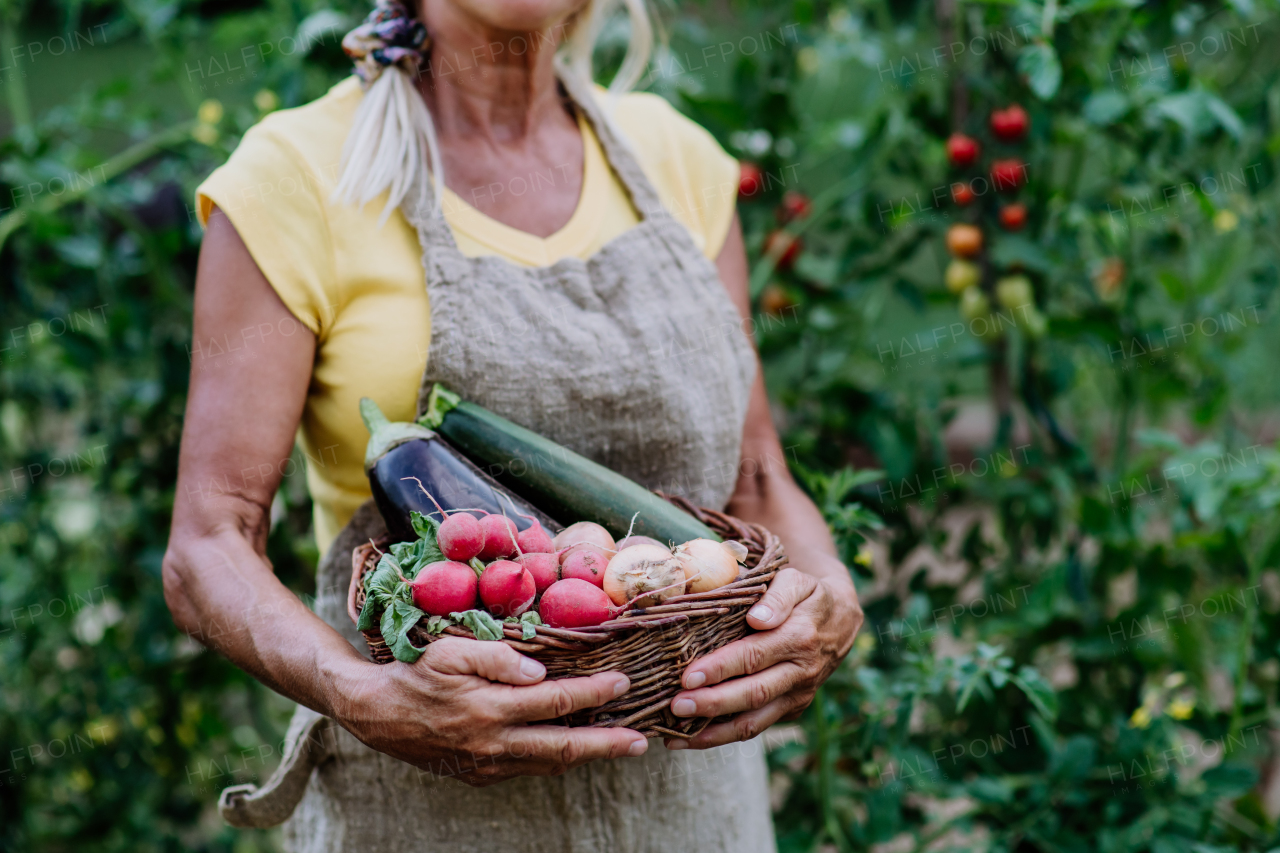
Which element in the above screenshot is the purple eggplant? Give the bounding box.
[360,398,561,543]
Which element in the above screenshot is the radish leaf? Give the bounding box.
[381,599,428,663]
[449,609,504,641]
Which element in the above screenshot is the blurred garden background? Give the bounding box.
[3,0,1280,850]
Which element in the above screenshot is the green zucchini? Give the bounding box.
[419,385,720,544]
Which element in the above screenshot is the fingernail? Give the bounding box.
[520,658,545,680]
[666,739,688,750]
[612,676,629,697]
[749,604,773,622]
[628,739,648,757]
[672,697,696,716]
[685,671,706,689]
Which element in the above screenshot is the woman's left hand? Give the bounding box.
[665,567,863,750]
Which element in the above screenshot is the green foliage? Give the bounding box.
[1,0,1278,851]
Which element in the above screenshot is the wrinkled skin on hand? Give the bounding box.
[664,568,863,750]
[332,637,648,786]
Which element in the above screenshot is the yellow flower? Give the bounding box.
[854,545,873,567]
[1130,706,1152,729]
[855,632,876,652]
[1213,209,1239,233]
[254,89,279,113]
[197,99,224,125]
[1167,697,1194,720]
[192,124,219,146]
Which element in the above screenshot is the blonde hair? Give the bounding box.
[333,0,653,224]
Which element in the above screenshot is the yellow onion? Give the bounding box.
[675,539,748,593]
[603,544,685,607]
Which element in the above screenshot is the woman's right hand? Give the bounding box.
[330,638,648,786]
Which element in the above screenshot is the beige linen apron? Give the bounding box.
[219,65,773,853]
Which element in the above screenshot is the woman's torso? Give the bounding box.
[195,77,741,551]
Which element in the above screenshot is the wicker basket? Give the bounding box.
[347,495,785,739]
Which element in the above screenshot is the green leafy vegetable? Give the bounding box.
[357,553,405,631]
[449,609,505,641]
[505,611,544,640]
[381,599,428,663]
[410,510,441,541]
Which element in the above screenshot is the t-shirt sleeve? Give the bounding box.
[610,91,740,260]
[195,124,336,337]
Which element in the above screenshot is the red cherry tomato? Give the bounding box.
[991,159,1026,192]
[777,190,812,223]
[764,230,802,270]
[951,182,975,206]
[999,203,1027,231]
[990,105,1029,141]
[946,133,980,168]
[738,162,763,198]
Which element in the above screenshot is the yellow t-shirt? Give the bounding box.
[196,76,739,553]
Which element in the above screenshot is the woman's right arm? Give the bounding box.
[162,209,646,785]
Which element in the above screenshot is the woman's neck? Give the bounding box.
[416,0,574,144]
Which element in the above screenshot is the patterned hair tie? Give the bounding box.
[342,0,429,86]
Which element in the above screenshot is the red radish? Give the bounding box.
[399,478,487,562]
[437,513,485,562]
[617,535,664,550]
[561,546,609,587]
[409,561,479,617]
[516,520,555,553]
[738,161,763,197]
[553,521,616,555]
[539,579,614,628]
[478,514,520,561]
[516,552,560,593]
[478,560,535,617]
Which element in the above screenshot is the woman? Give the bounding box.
[162,0,863,849]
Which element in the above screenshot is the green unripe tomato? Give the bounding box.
[1018,306,1048,339]
[945,260,981,294]
[995,275,1033,310]
[959,286,990,321]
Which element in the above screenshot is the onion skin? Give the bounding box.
[675,539,747,594]
[603,544,685,607]
[616,535,664,550]
[552,521,616,555]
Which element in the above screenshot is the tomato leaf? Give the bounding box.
[1017,43,1062,100]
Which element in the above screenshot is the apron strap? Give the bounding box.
[218,707,335,828]
[553,62,669,223]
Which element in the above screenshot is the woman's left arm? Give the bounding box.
[666,214,865,750]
